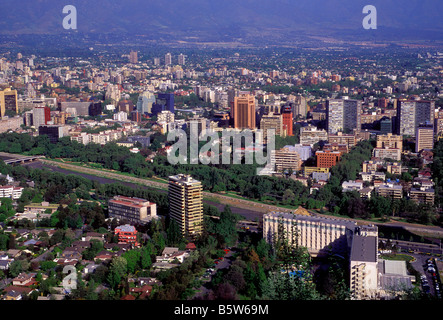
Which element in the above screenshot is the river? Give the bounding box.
[22,161,264,221]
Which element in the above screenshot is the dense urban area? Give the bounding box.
[0,41,442,303]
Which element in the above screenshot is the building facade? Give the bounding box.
[168,174,203,239]
[108,195,157,225]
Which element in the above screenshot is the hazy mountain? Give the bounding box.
[1,0,442,43]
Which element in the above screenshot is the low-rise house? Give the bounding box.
[94,250,114,261]
[0,254,13,270]
[12,272,38,287]
[129,285,152,299]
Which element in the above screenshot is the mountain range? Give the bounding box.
[1,0,442,44]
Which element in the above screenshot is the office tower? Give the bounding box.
[33,106,51,128]
[0,88,18,117]
[129,51,138,64]
[165,53,172,65]
[281,105,293,136]
[396,100,435,137]
[326,99,362,134]
[178,53,185,65]
[153,57,160,66]
[415,123,434,153]
[38,125,65,143]
[260,112,283,142]
[233,94,256,130]
[108,195,157,225]
[151,93,175,115]
[380,118,392,134]
[168,174,203,238]
[136,91,156,114]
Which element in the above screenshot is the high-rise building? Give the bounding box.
[415,123,434,153]
[380,118,392,134]
[396,100,435,137]
[281,105,293,136]
[129,51,138,64]
[178,53,185,65]
[151,93,175,115]
[33,106,51,128]
[288,95,307,118]
[326,99,362,134]
[168,174,203,239]
[260,112,282,142]
[136,91,156,114]
[153,57,160,66]
[0,88,18,117]
[233,94,256,130]
[165,53,172,65]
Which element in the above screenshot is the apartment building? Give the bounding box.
[350,232,378,300]
[372,148,402,161]
[376,133,403,150]
[263,211,357,257]
[409,188,435,205]
[316,150,341,168]
[114,224,139,247]
[328,132,356,149]
[396,100,434,137]
[376,183,403,200]
[0,186,24,199]
[260,112,283,142]
[270,146,302,173]
[168,174,203,239]
[415,123,434,153]
[326,99,361,134]
[108,195,157,225]
[299,125,328,146]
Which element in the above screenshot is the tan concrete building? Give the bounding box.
[372,148,402,161]
[300,124,328,146]
[260,112,283,142]
[108,195,157,225]
[270,146,302,173]
[263,211,357,257]
[415,124,434,153]
[376,133,403,150]
[168,174,203,239]
[328,132,356,148]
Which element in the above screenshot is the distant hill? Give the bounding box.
[1,0,442,42]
